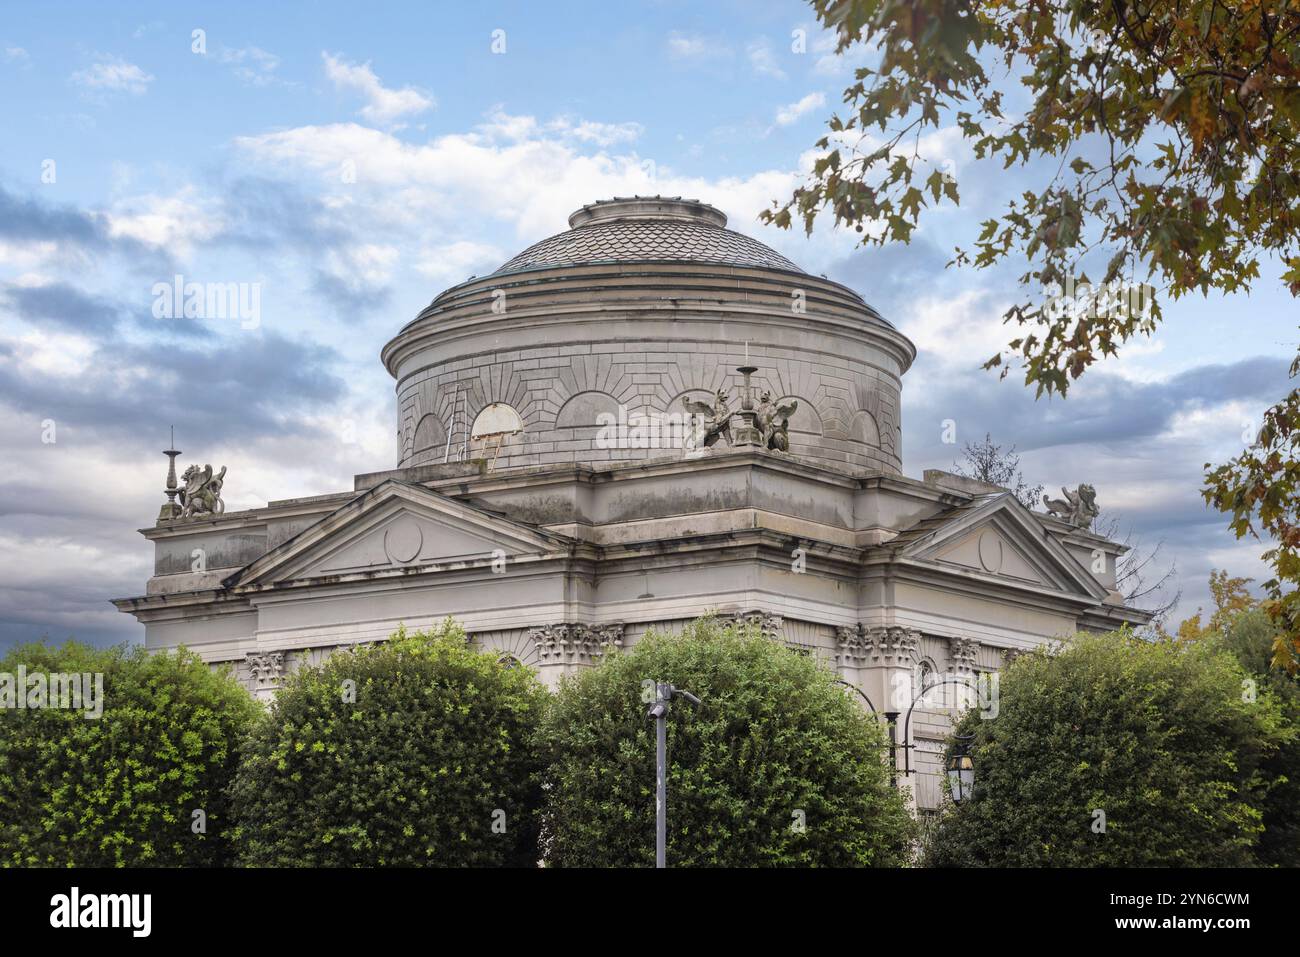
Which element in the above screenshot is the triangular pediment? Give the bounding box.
[928,526,1047,584]
[895,493,1109,600]
[225,481,572,590]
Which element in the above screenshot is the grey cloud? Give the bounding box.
[2,281,123,334]
[0,183,114,247]
[905,355,1291,458]
[903,354,1289,626]
[0,329,347,446]
[312,271,393,315]
[216,176,355,252]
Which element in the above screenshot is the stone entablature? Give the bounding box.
[118,454,1149,673]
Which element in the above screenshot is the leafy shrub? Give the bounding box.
[230,621,547,866]
[1213,609,1300,866]
[925,631,1286,867]
[0,640,258,867]
[538,618,914,866]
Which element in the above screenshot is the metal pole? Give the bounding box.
[884,711,899,788]
[646,680,698,869]
[655,686,667,869]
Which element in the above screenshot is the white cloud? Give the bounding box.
[667,32,727,60]
[747,40,786,80]
[70,55,153,95]
[809,29,877,77]
[0,240,59,271]
[415,240,506,285]
[232,115,807,253]
[220,46,281,86]
[476,109,642,147]
[104,188,225,252]
[322,51,433,126]
[321,243,400,293]
[897,288,1012,370]
[4,46,29,64]
[2,328,98,377]
[774,92,826,126]
[555,117,644,147]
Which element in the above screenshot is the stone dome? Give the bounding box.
[493,197,803,275]
[382,197,916,476]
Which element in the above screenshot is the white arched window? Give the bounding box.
[470,403,524,468]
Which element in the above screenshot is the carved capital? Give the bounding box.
[835,623,869,665]
[722,610,784,642]
[999,646,1027,667]
[245,651,286,690]
[530,622,625,663]
[948,636,979,673]
[865,625,921,665]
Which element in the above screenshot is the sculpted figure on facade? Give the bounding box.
[681,389,733,449]
[719,610,784,641]
[835,623,870,667]
[179,464,227,519]
[756,391,798,453]
[866,625,922,665]
[1042,483,1099,527]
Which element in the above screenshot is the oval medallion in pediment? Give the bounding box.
[383,519,423,565]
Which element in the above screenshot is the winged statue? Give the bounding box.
[681,389,733,449]
[178,464,227,519]
[1042,484,1099,527]
[757,391,799,452]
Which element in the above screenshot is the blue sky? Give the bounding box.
[0,0,1293,646]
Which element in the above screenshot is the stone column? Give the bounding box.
[836,624,921,806]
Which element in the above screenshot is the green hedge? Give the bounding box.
[1213,609,1300,866]
[230,621,547,866]
[538,618,914,866]
[924,631,1286,867]
[0,641,258,867]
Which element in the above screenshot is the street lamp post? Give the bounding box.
[900,675,980,802]
[946,741,975,804]
[646,680,700,868]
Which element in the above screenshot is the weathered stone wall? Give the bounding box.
[385,263,915,477]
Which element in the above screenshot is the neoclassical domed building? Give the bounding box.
[115,197,1148,810]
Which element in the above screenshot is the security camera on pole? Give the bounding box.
[645,680,700,868]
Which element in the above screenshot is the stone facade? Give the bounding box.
[115,196,1151,812]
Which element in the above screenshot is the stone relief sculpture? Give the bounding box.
[834,623,921,665]
[757,391,798,452]
[179,464,227,519]
[681,389,733,448]
[530,622,625,663]
[721,610,784,641]
[244,651,285,691]
[1042,483,1099,527]
[947,636,979,674]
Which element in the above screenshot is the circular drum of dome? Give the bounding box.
[381,196,916,475]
